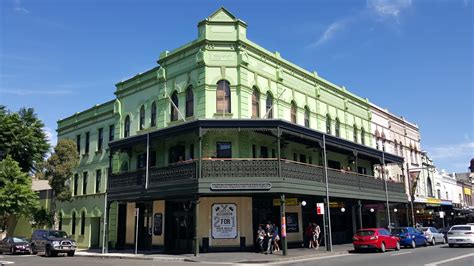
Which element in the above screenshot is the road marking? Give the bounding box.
[390,251,412,256]
[425,253,474,266]
[0,261,15,265]
[267,253,353,265]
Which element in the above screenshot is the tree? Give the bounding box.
[0,156,39,231]
[0,106,50,173]
[41,139,79,226]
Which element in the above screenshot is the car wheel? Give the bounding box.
[424,239,428,247]
[442,238,446,244]
[395,241,401,251]
[10,247,15,255]
[431,238,436,246]
[380,243,386,253]
[411,240,416,249]
[30,244,38,255]
[448,244,454,248]
[67,251,75,257]
[45,245,51,257]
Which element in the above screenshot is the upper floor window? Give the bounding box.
[124,115,130,138]
[109,124,115,141]
[252,88,260,118]
[82,171,88,195]
[361,128,365,145]
[394,141,398,155]
[186,86,194,117]
[85,132,90,153]
[216,142,232,158]
[73,173,78,196]
[290,102,297,123]
[95,169,101,193]
[216,80,231,113]
[150,101,157,127]
[353,125,358,143]
[98,128,103,150]
[335,118,340,137]
[304,107,310,127]
[170,91,179,122]
[266,93,273,118]
[76,135,81,154]
[326,115,331,134]
[427,177,433,197]
[139,105,145,130]
[399,142,403,157]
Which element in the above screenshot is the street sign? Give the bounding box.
[317,203,324,215]
[439,211,445,218]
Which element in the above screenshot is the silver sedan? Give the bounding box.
[422,227,446,245]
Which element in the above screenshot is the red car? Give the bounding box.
[353,228,400,253]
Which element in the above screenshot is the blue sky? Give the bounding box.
[1,0,473,172]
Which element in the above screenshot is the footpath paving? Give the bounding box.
[75,244,353,264]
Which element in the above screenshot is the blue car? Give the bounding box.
[392,227,427,248]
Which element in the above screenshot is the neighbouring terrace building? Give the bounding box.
[57,8,410,252]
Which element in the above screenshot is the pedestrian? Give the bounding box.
[265,223,274,254]
[273,224,280,252]
[256,225,265,253]
[313,223,321,249]
[306,222,314,248]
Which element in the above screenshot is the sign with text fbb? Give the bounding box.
[316,203,324,215]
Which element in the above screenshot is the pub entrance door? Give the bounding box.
[165,200,195,254]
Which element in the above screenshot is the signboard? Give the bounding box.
[316,203,324,215]
[439,211,445,219]
[153,213,162,236]
[210,183,271,191]
[212,204,237,239]
[273,198,298,206]
[464,187,472,196]
[286,212,299,233]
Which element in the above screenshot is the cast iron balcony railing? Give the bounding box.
[149,161,197,185]
[109,169,145,190]
[201,158,278,178]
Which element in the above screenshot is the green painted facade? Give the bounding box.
[57,8,399,249]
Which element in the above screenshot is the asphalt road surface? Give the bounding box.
[1,244,473,266]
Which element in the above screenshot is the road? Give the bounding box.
[0,244,473,266]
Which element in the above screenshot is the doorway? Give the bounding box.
[136,202,153,250]
[165,200,195,253]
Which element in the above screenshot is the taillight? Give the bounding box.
[369,236,378,240]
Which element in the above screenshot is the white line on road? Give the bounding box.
[425,253,474,266]
[390,251,412,256]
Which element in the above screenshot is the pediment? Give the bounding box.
[208,7,236,22]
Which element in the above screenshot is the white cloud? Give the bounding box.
[0,89,73,96]
[43,127,57,147]
[367,0,412,21]
[14,0,30,14]
[427,141,474,160]
[307,19,350,48]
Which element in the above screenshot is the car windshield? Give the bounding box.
[12,237,27,243]
[356,230,375,236]
[48,231,68,238]
[392,228,408,234]
[450,226,471,231]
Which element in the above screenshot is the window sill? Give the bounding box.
[213,112,233,118]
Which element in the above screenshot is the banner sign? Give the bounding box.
[212,204,237,239]
[153,213,162,236]
[316,203,324,215]
[210,183,271,191]
[273,198,298,206]
[286,212,299,233]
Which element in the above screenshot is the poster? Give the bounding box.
[286,212,299,233]
[153,213,162,236]
[212,203,237,239]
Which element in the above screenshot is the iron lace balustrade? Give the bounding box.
[149,160,197,185]
[109,169,145,191]
[201,158,278,178]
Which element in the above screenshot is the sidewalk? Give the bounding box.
[75,244,353,264]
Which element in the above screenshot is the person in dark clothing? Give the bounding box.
[265,223,274,254]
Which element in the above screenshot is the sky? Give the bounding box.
[1,0,473,173]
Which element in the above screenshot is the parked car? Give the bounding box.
[30,229,77,257]
[391,227,427,248]
[0,237,30,255]
[352,228,400,253]
[437,227,450,241]
[422,227,446,245]
[447,224,474,247]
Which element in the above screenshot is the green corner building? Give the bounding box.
[57,8,407,252]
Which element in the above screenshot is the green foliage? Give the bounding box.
[0,106,50,173]
[0,155,39,229]
[32,207,53,228]
[42,139,79,225]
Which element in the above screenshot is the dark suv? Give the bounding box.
[30,230,77,257]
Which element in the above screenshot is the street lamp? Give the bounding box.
[341,207,346,213]
[301,201,307,207]
[394,208,398,213]
[416,210,420,214]
[370,208,375,213]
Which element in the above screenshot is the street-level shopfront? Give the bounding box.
[103,119,406,253]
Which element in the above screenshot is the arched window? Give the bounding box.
[326,115,331,134]
[139,105,145,130]
[266,93,273,118]
[81,211,86,235]
[353,125,358,143]
[150,101,157,127]
[252,88,260,118]
[361,128,365,145]
[394,141,398,155]
[216,80,231,113]
[335,118,340,137]
[304,107,310,127]
[170,91,179,121]
[399,141,403,157]
[291,102,297,123]
[186,86,194,117]
[124,115,130,138]
[71,212,76,235]
[427,177,433,197]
